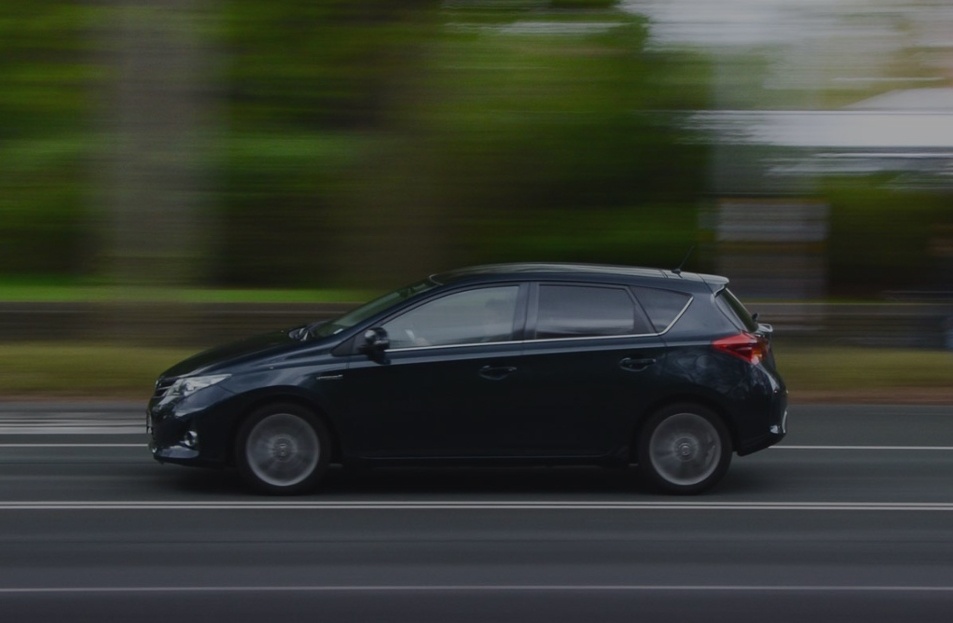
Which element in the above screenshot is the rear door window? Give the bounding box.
[534,284,652,338]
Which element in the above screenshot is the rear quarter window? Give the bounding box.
[630,287,692,333]
[715,288,759,332]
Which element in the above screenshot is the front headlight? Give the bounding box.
[167,374,231,400]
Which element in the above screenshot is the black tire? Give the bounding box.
[234,403,330,495]
[637,403,732,495]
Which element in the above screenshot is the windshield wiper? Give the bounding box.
[304,319,331,339]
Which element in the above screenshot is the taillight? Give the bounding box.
[712,332,767,365]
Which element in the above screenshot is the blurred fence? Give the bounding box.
[0,303,353,347]
[755,301,953,350]
[1,300,952,350]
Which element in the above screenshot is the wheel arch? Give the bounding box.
[628,394,737,463]
[225,389,344,466]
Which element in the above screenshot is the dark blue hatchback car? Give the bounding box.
[148,263,787,495]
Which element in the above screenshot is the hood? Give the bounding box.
[160,328,304,378]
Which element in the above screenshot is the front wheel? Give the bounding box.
[235,403,330,495]
[637,403,732,495]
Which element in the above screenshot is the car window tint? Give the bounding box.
[383,286,519,348]
[630,286,692,333]
[535,285,643,338]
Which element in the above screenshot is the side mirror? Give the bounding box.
[360,327,390,364]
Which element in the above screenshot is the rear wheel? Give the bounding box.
[638,403,732,494]
[235,403,329,495]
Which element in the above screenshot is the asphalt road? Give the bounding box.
[1,402,953,622]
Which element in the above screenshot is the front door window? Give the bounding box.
[382,286,520,348]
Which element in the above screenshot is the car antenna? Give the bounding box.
[672,245,695,275]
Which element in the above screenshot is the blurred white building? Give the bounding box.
[627,0,953,190]
[626,0,953,298]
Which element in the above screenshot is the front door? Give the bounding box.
[341,284,527,459]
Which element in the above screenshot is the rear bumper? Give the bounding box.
[735,388,787,456]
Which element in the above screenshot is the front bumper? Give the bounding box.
[150,440,201,462]
[147,384,236,467]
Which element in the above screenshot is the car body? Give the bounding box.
[148,263,787,494]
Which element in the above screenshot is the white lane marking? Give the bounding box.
[2,443,953,451]
[0,429,142,435]
[0,444,144,448]
[775,445,953,451]
[1,584,953,594]
[3,501,953,511]
[0,420,143,435]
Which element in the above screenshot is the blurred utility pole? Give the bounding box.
[93,0,217,343]
[97,0,216,290]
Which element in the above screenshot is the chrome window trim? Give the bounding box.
[387,339,525,353]
[656,295,693,336]
[386,328,678,353]
[521,332,663,345]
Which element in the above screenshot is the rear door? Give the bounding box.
[510,282,671,457]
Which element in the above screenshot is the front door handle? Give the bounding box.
[479,365,517,381]
[619,357,656,372]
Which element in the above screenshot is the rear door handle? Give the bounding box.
[619,357,656,372]
[479,365,517,380]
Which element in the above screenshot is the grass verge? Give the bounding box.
[776,345,953,404]
[0,343,192,400]
[0,284,371,304]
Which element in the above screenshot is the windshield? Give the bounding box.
[309,279,436,338]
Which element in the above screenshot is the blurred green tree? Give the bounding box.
[382,5,711,275]
[0,0,711,292]
[220,0,711,288]
[0,1,94,281]
[219,0,439,287]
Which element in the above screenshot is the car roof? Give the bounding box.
[430,263,729,288]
